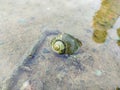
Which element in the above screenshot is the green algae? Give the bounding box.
[116,87,120,90]
[117,28,120,46]
[117,28,120,37]
[92,30,107,43]
[92,0,120,43]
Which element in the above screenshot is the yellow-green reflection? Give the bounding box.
[92,30,107,43]
[116,87,120,90]
[92,0,120,44]
[117,28,120,46]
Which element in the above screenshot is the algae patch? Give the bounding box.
[116,87,120,90]
[93,30,107,43]
[92,0,120,44]
[117,28,120,46]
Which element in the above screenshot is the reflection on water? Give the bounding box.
[117,28,120,46]
[92,0,120,44]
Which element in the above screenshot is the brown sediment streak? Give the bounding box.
[117,28,120,46]
[92,0,120,43]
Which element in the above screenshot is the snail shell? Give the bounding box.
[51,33,82,55]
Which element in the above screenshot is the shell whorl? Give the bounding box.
[52,40,66,54]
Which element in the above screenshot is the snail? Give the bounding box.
[50,33,82,55]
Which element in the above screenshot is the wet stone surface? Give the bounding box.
[2,34,120,89]
[2,31,96,90]
[2,30,120,90]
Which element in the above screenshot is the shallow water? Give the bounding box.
[0,0,120,90]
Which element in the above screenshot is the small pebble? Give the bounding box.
[95,70,102,76]
[18,18,27,24]
[20,66,32,72]
[0,41,4,45]
[20,80,32,90]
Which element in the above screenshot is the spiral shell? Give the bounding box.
[51,33,82,55]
